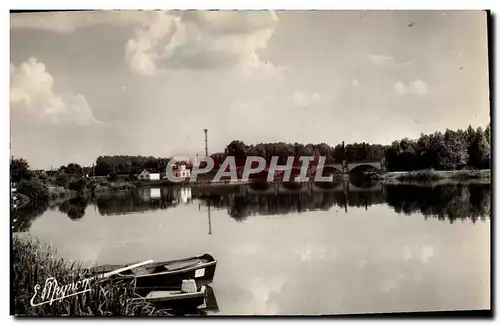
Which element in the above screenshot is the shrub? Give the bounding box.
[55,173,70,188]
[68,178,88,193]
[16,179,49,204]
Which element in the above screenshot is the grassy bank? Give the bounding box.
[12,236,172,316]
[47,181,136,200]
[376,169,490,183]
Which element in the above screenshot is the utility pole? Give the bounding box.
[342,141,346,174]
[203,129,208,156]
[208,203,212,235]
[203,128,211,235]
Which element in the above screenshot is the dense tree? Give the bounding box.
[10,157,33,183]
[485,123,491,147]
[22,123,490,180]
[225,140,247,166]
[218,124,489,173]
[438,129,468,170]
[384,125,490,171]
[63,163,83,175]
[468,127,490,169]
[210,153,226,169]
[16,179,49,204]
[94,155,171,176]
[68,178,88,192]
[55,173,70,188]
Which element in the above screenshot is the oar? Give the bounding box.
[90,260,155,281]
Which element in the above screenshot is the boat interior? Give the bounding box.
[89,254,215,276]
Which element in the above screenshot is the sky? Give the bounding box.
[10,10,491,169]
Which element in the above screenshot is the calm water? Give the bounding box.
[17,181,491,315]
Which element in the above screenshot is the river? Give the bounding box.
[17,181,491,315]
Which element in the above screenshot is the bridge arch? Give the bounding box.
[311,164,343,181]
[319,164,343,175]
[347,163,381,174]
[276,166,303,182]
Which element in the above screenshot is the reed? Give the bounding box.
[12,237,172,316]
[379,169,490,182]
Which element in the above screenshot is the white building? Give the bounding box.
[167,161,191,180]
[138,169,161,181]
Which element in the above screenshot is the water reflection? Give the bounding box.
[97,188,179,216]
[385,183,492,224]
[12,182,491,232]
[202,184,490,224]
[58,196,88,220]
[11,199,49,232]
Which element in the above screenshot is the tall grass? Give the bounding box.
[12,237,172,316]
[381,169,491,182]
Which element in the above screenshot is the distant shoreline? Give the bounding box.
[128,169,491,188]
[375,169,490,184]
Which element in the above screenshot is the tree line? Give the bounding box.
[93,156,172,177]
[13,182,490,231]
[219,124,490,171]
[51,123,495,175]
[10,123,491,181]
[385,125,491,171]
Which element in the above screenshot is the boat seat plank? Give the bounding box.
[146,290,180,299]
[164,260,201,271]
[144,290,203,302]
[131,267,151,276]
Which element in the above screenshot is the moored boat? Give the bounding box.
[87,254,217,289]
[130,285,208,310]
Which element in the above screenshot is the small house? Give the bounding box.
[167,161,191,180]
[138,168,161,181]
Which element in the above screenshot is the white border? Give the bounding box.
[3,1,497,324]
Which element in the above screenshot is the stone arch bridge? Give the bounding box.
[229,159,385,180]
[318,160,386,175]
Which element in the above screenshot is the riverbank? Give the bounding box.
[47,181,136,201]
[12,236,172,316]
[375,169,490,183]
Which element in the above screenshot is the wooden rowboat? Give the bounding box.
[133,285,219,315]
[130,285,207,307]
[87,254,217,290]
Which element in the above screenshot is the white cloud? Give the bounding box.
[393,79,429,96]
[125,11,280,77]
[367,54,394,65]
[125,12,177,76]
[367,54,413,69]
[10,11,151,33]
[393,81,409,95]
[12,11,282,78]
[293,91,322,107]
[10,58,101,126]
[420,245,434,264]
[410,79,429,96]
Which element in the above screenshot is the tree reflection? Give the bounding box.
[58,196,88,220]
[95,188,178,216]
[13,182,492,231]
[11,199,49,232]
[385,183,491,223]
[89,183,491,224]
